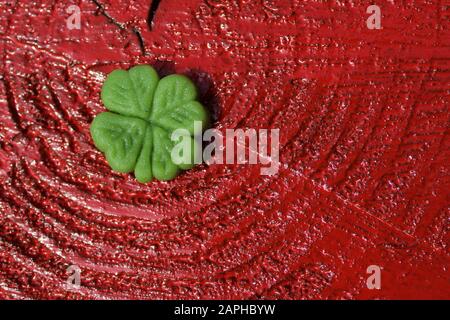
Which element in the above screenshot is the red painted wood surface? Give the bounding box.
[0,0,448,299]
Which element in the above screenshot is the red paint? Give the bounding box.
[0,0,448,299]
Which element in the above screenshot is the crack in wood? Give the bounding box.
[133,28,147,56]
[147,0,162,30]
[91,0,147,56]
[91,0,126,30]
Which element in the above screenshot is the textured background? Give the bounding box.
[0,0,448,299]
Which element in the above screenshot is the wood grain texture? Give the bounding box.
[0,0,448,299]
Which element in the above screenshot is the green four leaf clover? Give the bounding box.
[90,65,208,183]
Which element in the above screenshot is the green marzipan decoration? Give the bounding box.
[90,65,208,183]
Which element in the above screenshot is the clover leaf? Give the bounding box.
[90,65,208,183]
